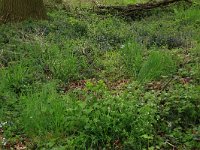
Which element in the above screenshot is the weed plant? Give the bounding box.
[20,82,67,136]
[0,3,200,149]
[20,81,157,149]
[45,44,79,82]
[138,50,176,82]
[121,41,143,78]
[121,42,176,83]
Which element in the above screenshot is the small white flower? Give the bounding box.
[0,122,7,128]
[120,45,125,48]
[2,138,7,146]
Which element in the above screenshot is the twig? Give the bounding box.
[165,141,177,150]
[161,76,177,91]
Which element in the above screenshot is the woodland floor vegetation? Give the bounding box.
[0,1,200,149]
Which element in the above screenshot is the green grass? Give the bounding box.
[0,2,200,149]
[138,50,176,82]
[20,82,67,136]
[54,0,148,8]
[44,44,79,82]
[121,42,176,82]
[20,81,157,149]
[121,41,143,78]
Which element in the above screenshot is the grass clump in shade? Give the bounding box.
[174,5,200,24]
[20,82,67,136]
[121,42,176,83]
[44,44,79,82]
[0,63,34,95]
[138,50,176,83]
[121,41,143,78]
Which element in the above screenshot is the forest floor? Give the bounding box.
[0,1,200,149]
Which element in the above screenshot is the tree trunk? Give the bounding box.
[0,0,47,23]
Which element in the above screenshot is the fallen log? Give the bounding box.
[95,0,193,17]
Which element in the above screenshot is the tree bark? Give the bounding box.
[0,0,47,23]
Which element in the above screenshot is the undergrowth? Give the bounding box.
[0,2,200,150]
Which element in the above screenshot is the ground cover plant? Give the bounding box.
[0,0,200,149]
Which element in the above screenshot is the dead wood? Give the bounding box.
[95,0,193,16]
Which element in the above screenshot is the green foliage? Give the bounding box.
[174,5,200,24]
[0,63,33,94]
[45,44,79,82]
[157,84,200,149]
[89,16,132,50]
[20,82,67,136]
[46,0,148,9]
[121,41,143,77]
[138,50,176,82]
[20,81,157,149]
[98,51,124,80]
[1,3,200,149]
[121,43,176,82]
